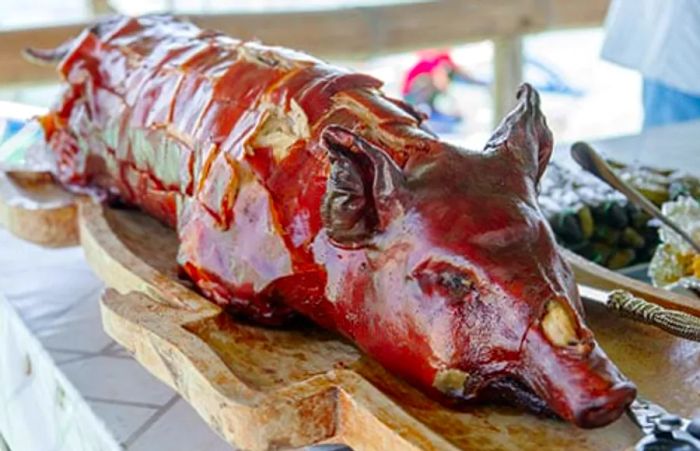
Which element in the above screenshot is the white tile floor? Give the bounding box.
[60,356,176,406]
[0,228,233,450]
[86,399,159,445]
[129,399,233,451]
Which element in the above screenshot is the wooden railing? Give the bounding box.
[0,0,610,123]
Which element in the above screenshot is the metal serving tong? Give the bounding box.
[578,284,700,342]
[628,397,700,450]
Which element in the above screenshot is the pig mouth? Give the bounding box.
[480,377,557,419]
[463,375,634,428]
[434,371,556,418]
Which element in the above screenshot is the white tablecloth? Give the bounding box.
[0,228,232,451]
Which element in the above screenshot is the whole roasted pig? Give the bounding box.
[31,15,635,428]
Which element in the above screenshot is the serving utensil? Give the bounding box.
[627,396,700,450]
[578,284,700,342]
[570,141,700,254]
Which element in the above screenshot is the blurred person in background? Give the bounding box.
[602,0,700,129]
[401,50,484,128]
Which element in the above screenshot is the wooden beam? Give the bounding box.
[0,0,610,86]
[492,34,523,126]
[89,0,115,15]
[545,0,612,29]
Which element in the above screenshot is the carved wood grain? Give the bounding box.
[0,172,78,247]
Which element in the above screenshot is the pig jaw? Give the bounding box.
[423,290,635,428]
[422,293,636,428]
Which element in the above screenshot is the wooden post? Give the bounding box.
[492,35,523,127]
[88,0,113,15]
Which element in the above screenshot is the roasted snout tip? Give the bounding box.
[522,297,637,428]
[573,381,637,429]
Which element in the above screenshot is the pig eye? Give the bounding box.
[413,261,476,301]
[438,271,474,298]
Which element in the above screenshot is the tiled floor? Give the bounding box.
[60,355,176,406]
[87,398,160,445]
[0,228,233,450]
[129,398,232,451]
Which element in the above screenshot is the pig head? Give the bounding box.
[315,84,636,428]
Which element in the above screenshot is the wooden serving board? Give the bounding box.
[2,174,699,450]
[78,202,700,451]
[0,171,78,247]
[565,249,700,316]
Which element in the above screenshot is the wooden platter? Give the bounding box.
[0,171,78,247]
[2,174,700,450]
[82,202,700,450]
[566,249,700,316]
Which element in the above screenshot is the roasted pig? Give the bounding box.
[31,15,636,428]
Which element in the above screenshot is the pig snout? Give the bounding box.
[574,380,636,428]
[520,302,636,428]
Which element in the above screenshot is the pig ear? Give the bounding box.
[484,84,553,185]
[321,126,406,248]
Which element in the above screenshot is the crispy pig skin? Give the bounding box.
[38,15,635,427]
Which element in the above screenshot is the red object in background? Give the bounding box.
[35,15,635,428]
[401,50,458,96]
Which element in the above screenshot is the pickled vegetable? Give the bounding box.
[538,160,698,270]
[553,211,583,244]
[621,227,645,249]
[607,248,636,270]
[577,206,594,240]
[593,224,621,246]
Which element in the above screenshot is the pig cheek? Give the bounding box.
[457,293,529,370]
[416,292,465,366]
[452,301,490,367]
[359,272,450,390]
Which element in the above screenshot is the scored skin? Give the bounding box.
[40,15,635,428]
[42,15,431,323]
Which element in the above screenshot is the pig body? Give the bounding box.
[37,15,635,427]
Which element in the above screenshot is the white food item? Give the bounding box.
[659,196,700,254]
[649,196,700,287]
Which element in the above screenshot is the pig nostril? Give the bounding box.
[575,383,636,428]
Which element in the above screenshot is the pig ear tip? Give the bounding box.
[517,83,540,106]
[321,125,341,138]
[516,83,531,96]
